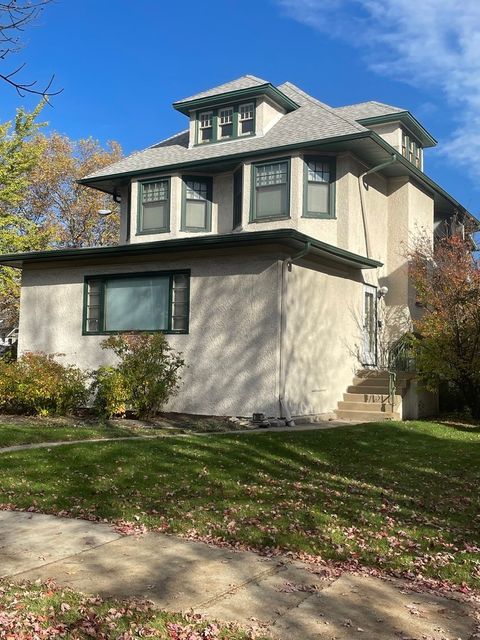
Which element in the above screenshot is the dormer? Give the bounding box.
[334,101,437,171]
[172,75,299,148]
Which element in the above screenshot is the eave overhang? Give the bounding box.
[0,229,382,271]
[358,112,437,148]
[172,83,300,115]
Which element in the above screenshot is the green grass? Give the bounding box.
[0,580,260,639]
[0,418,152,447]
[0,420,478,589]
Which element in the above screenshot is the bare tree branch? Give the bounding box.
[0,1,61,99]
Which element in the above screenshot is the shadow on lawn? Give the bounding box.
[0,422,479,587]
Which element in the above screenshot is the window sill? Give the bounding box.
[83,329,188,336]
[302,212,336,220]
[194,132,256,147]
[180,227,213,233]
[136,228,170,236]
[249,215,291,223]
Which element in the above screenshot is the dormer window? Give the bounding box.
[401,129,422,169]
[199,111,213,143]
[239,103,254,135]
[219,107,233,138]
[195,101,256,144]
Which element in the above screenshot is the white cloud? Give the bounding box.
[277,0,480,177]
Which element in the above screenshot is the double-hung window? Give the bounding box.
[303,156,336,218]
[84,271,189,334]
[238,103,254,135]
[138,179,170,233]
[401,129,422,169]
[198,111,213,143]
[251,160,290,221]
[219,107,233,139]
[181,176,213,231]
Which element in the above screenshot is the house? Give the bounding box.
[0,75,472,421]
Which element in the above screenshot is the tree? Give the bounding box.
[0,101,50,325]
[408,231,480,418]
[21,133,122,247]
[0,1,60,99]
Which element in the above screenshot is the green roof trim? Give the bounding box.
[358,111,437,147]
[173,83,300,115]
[0,229,382,271]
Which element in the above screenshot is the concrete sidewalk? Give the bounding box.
[0,510,476,639]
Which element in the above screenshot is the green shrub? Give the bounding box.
[97,333,185,420]
[0,352,89,416]
[90,366,128,418]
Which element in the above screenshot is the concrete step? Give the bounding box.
[352,377,408,390]
[356,370,415,380]
[347,385,391,395]
[337,401,397,412]
[335,409,401,421]
[344,392,402,403]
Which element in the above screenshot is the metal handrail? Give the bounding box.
[387,334,417,409]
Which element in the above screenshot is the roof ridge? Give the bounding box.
[280,82,366,133]
[147,129,189,149]
[335,99,406,112]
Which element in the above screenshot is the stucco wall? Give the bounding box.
[18,254,282,417]
[284,260,364,416]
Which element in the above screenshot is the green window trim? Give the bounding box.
[302,155,336,219]
[250,157,291,223]
[401,129,422,169]
[136,177,171,235]
[194,100,256,146]
[181,176,213,232]
[233,167,243,229]
[83,270,190,336]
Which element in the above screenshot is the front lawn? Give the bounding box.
[0,421,478,589]
[0,580,260,639]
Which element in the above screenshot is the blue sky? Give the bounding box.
[1,0,478,216]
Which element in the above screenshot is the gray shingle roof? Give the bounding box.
[83,82,367,182]
[173,75,268,105]
[334,101,406,121]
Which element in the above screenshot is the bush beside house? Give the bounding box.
[0,334,185,418]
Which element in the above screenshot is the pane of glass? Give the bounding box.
[200,127,212,142]
[220,123,233,138]
[240,119,254,134]
[104,277,169,331]
[172,316,187,331]
[199,112,213,127]
[219,108,233,124]
[256,184,286,218]
[87,305,100,320]
[142,201,167,230]
[307,182,329,214]
[186,181,207,200]
[87,319,99,332]
[142,181,168,203]
[307,161,329,183]
[185,200,207,228]
[239,103,254,120]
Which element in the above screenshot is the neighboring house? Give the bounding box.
[0,76,473,421]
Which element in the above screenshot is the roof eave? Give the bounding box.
[77,130,373,191]
[172,83,300,115]
[0,229,381,271]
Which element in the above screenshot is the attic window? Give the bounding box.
[401,129,422,169]
[219,107,233,138]
[199,111,213,142]
[239,103,254,135]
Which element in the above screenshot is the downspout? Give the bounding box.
[358,154,397,258]
[279,241,312,427]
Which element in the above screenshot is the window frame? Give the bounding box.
[233,167,243,229]
[194,100,256,145]
[82,270,190,336]
[250,157,291,223]
[136,177,171,235]
[401,127,422,169]
[181,176,213,232]
[302,155,336,219]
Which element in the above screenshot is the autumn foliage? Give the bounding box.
[409,233,480,417]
